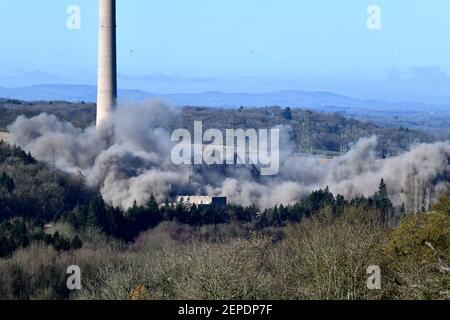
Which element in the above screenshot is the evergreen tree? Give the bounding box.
[0,221,16,258]
[104,206,122,236]
[53,233,71,251]
[289,203,304,223]
[87,195,107,229]
[272,206,284,227]
[11,220,29,248]
[374,178,394,221]
[70,235,83,249]
[126,200,142,219]
[0,172,15,193]
[256,211,270,230]
[378,178,388,198]
[282,107,293,120]
[146,194,159,213]
[0,235,14,258]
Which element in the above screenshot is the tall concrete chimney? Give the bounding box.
[96,0,117,127]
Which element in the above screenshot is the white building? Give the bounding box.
[176,196,227,208]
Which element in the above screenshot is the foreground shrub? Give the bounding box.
[385,209,450,299]
[281,207,391,300]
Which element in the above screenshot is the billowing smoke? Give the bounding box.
[8,101,450,212]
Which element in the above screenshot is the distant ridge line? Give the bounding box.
[0,84,449,112]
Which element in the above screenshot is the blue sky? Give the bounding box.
[1,0,450,103]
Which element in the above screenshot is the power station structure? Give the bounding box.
[176,196,227,208]
[96,0,117,127]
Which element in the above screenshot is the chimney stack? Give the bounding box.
[96,0,117,127]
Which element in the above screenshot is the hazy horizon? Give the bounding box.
[1,0,450,105]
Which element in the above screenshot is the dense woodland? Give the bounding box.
[0,139,448,300]
[179,106,435,156]
[0,98,435,156]
[0,99,95,130]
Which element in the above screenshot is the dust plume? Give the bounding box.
[8,101,450,212]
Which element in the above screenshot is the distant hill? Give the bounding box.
[0,84,153,104]
[0,84,449,138]
[0,84,447,111]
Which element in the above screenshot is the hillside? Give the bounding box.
[0,141,93,221]
[0,98,436,156]
[0,98,96,130]
[178,106,435,156]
